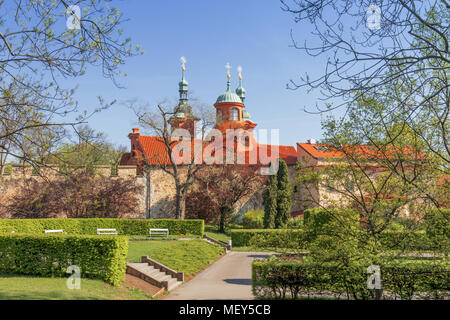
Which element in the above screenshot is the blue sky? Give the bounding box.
[70,0,334,148]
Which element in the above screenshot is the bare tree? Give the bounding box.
[129,100,212,219]
[0,0,141,172]
[282,0,449,206]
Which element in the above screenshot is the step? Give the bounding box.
[128,263,148,270]
[168,280,183,291]
[140,265,159,275]
[126,262,183,292]
[153,273,172,282]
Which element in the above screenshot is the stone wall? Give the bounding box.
[0,165,147,219]
[0,164,303,220]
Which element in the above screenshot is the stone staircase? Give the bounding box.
[203,234,231,252]
[126,256,183,292]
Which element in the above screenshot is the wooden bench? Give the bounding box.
[97,228,118,235]
[149,228,169,238]
[44,229,64,234]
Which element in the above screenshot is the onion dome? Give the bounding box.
[173,56,195,117]
[235,66,246,102]
[216,73,243,104]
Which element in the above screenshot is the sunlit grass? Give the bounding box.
[0,275,153,300]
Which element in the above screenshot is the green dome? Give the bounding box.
[216,78,243,104]
[236,85,245,96]
[216,90,243,104]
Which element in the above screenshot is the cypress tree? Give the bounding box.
[263,172,277,229]
[275,159,292,228]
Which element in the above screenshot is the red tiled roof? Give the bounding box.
[290,210,304,217]
[297,143,424,160]
[121,135,298,166]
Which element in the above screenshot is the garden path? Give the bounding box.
[163,251,273,300]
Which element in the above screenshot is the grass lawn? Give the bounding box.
[204,225,231,243]
[127,239,225,277]
[0,275,153,300]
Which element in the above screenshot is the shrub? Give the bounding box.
[231,229,305,248]
[0,233,129,286]
[0,218,204,236]
[252,259,450,300]
[379,231,440,252]
[424,209,450,253]
[242,209,264,229]
[287,216,304,229]
[249,229,307,252]
[303,208,333,234]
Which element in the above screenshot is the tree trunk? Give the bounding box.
[144,166,151,219]
[219,206,232,233]
[175,187,186,219]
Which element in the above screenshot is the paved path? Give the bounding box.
[163,251,273,300]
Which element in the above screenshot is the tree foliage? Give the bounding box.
[263,172,277,229]
[0,0,140,171]
[275,159,292,228]
[7,172,142,219]
[187,165,264,232]
[283,0,449,206]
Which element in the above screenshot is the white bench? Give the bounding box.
[97,228,118,235]
[44,229,64,234]
[149,228,169,238]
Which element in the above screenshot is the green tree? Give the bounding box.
[263,169,278,229]
[53,126,126,175]
[275,159,292,228]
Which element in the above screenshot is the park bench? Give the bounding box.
[97,228,118,235]
[149,228,169,238]
[44,229,65,234]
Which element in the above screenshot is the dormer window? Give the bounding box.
[230,108,239,121]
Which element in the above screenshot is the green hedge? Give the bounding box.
[0,218,204,236]
[252,259,450,300]
[242,209,264,229]
[0,233,128,286]
[231,229,305,247]
[379,231,444,252]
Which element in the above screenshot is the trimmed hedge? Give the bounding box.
[242,209,264,229]
[0,233,128,286]
[379,231,445,252]
[252,259,450,300]
[0,218,204,236]
[231,229,305,247]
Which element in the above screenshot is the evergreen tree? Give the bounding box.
[263,171,277,229]
[275,159,292,228]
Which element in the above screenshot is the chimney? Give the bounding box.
[128,128,140,141]
[307,138,317,145]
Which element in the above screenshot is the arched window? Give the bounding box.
[217,109,222,122]
[230,108,239,121]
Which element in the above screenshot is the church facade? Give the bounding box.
[119,63,303,219]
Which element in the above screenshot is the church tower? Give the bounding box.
[214,63,256,132]
[213,64,257,161]
[168,57,198,137]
